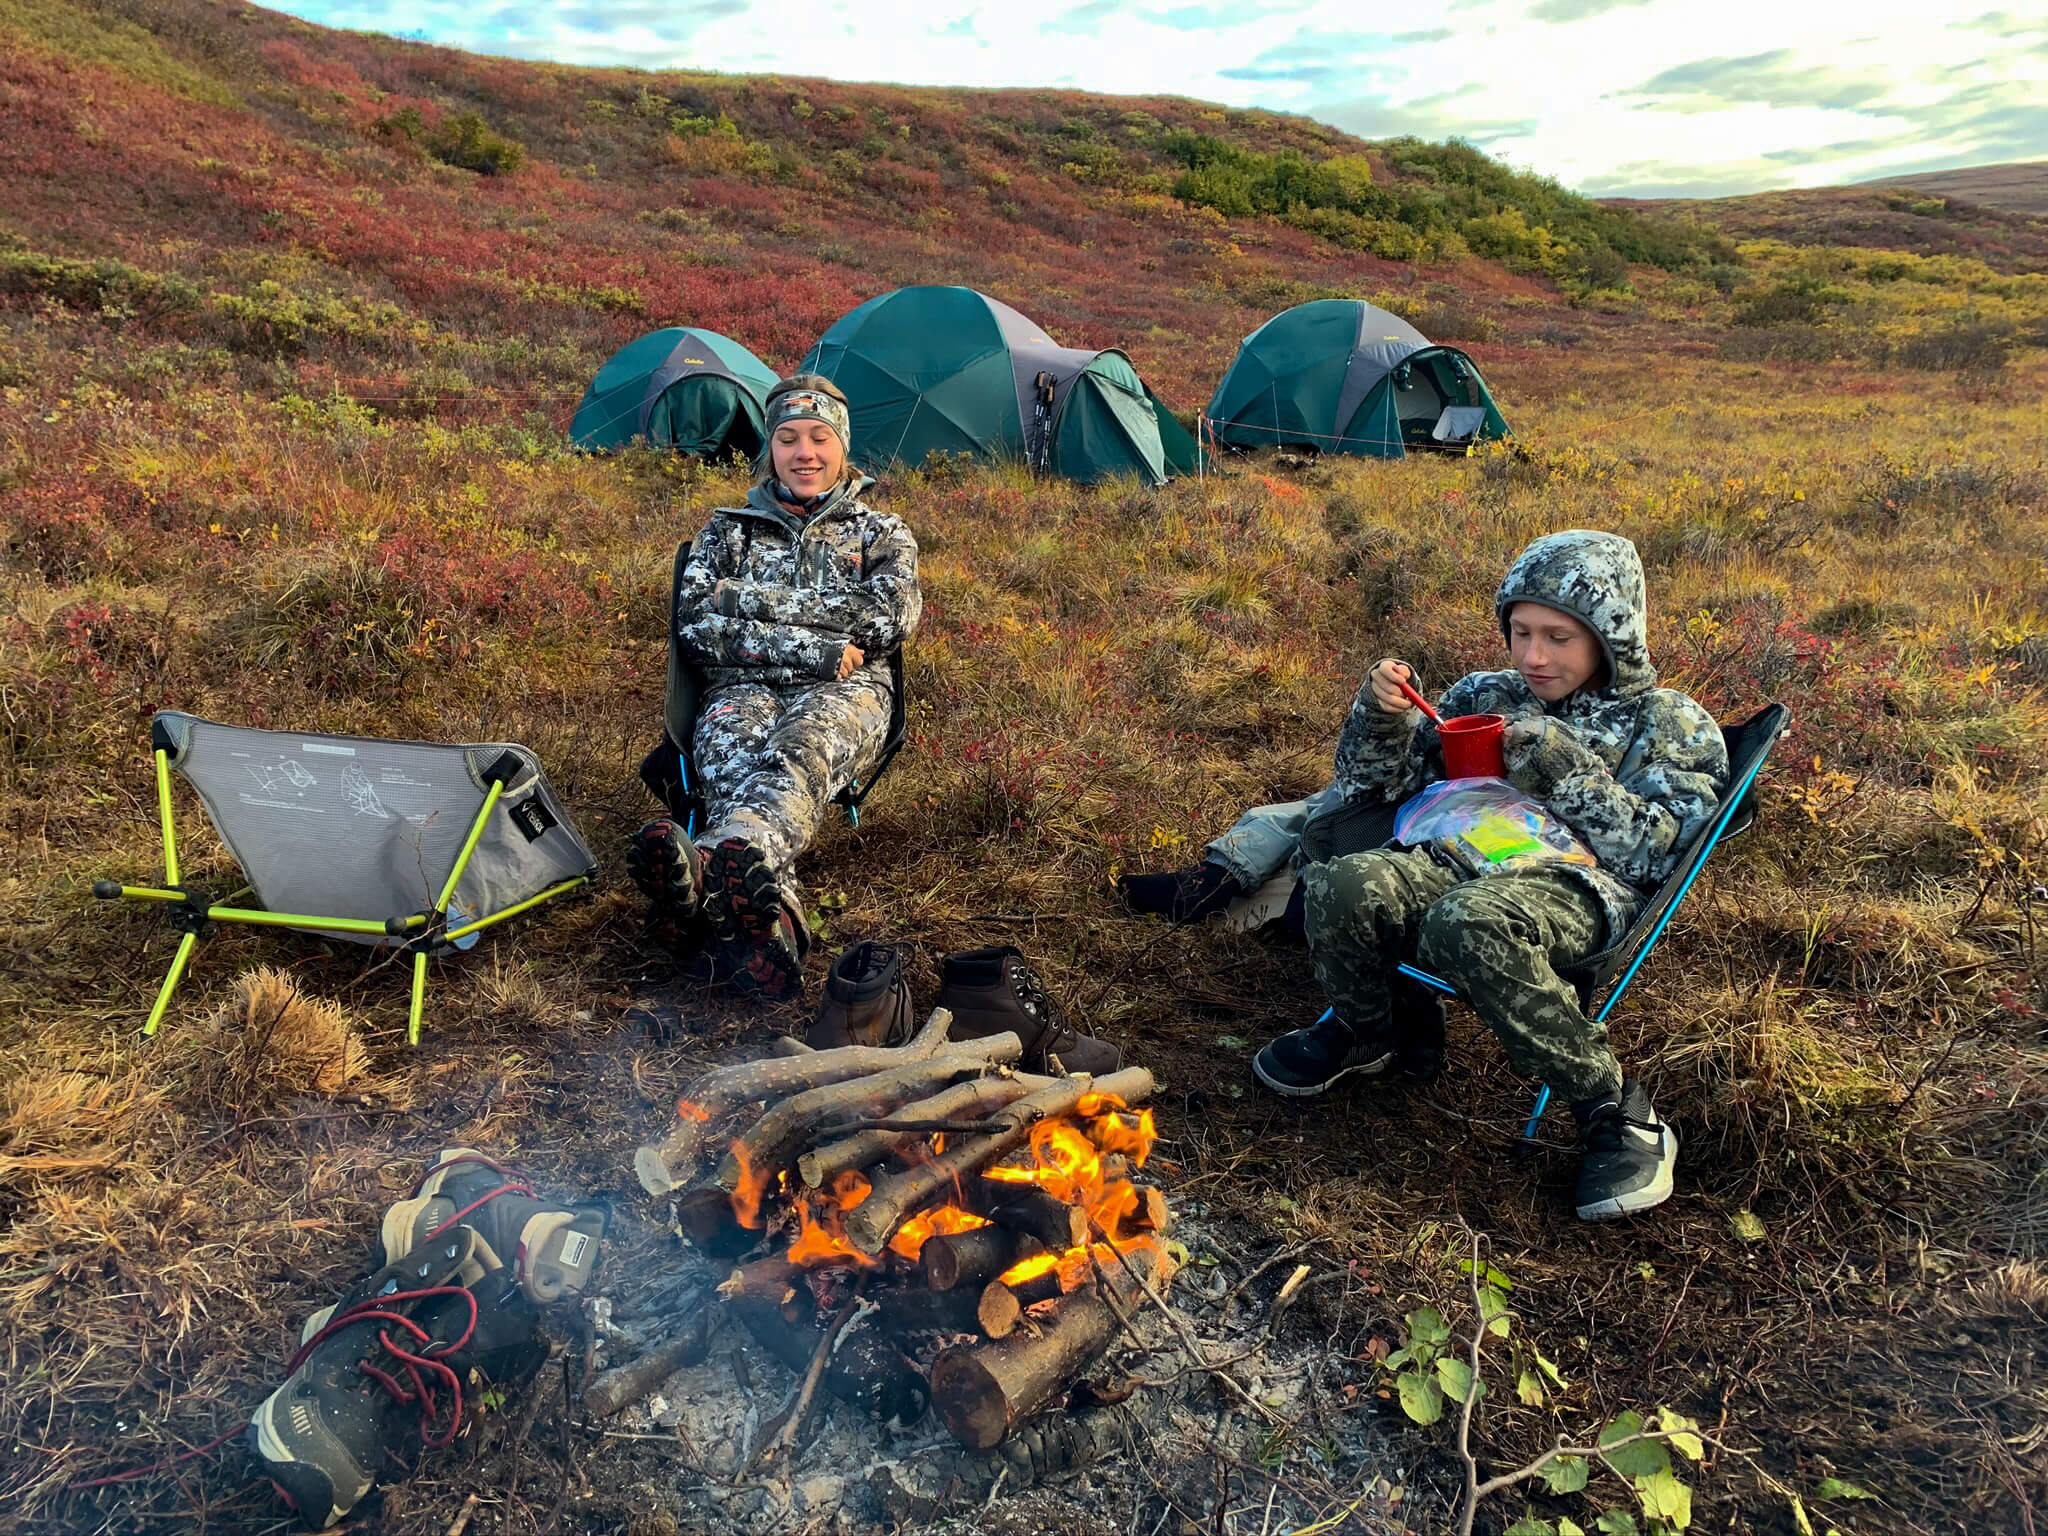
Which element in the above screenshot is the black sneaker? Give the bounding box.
[1572,1079,1678,1221]
[1116,861,1243,923]
[808,941,915,1048]
[1252,1011,1400,1096]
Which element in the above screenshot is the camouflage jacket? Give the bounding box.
[1334,529,1728,941]
[674,477,922,690]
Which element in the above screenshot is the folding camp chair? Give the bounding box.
[636,539,908,833]
[94,711,597,1044]
[1300,705,1790,1135]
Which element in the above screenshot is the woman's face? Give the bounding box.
[771,420,844,501]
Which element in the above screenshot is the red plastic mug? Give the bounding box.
[1439,713,1507,779]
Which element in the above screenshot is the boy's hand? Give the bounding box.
[836,642,865,680]
[1503,717,1604,797]
[1367,659,1419,716]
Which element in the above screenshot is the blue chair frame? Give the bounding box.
[1336,704,1790,1136]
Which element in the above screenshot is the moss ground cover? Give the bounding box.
[3,3,2046,1531]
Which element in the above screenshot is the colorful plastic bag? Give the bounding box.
[1393,776,1598,875]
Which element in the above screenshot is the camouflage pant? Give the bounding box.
[692,674,892,884]
[1300,847,1621,1103]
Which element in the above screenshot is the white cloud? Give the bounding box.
[268,0,2048,195]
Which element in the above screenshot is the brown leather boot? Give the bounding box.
[937,945,1121,1075]
[807,941,915,1048]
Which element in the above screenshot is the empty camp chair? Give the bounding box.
[94,712,596,1043]
[1299,705,1790,1133]
[636,539,908,832]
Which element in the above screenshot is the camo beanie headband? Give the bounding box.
[764,374,851,456]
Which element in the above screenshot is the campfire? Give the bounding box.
[633,1007,1177,1450]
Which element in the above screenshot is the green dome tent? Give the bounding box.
[570,327,782,456]
[1206,299,1510,459]
[800,286,1199,485]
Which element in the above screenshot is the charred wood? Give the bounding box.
[933,1245,1174,1448]
[920,1227,1031,1293]
[727,1294,930,1428]
[983,1185,1089,1253]
[797,1076,1034,1189]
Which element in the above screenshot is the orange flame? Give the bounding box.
[676,1099,711,1122]
[887,1203,990,1262]
[981,1097,1164,1292]
[786,1169,878,1268]
[730,1139,769,1229]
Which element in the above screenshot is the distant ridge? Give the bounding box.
[1859,160,2048,217]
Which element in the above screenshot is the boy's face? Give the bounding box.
[1507,601,1602,702]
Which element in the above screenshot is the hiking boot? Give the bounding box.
[250,1227,505,1529]
[627,821,702,951]
[1252,1010,1402,1096]
[701,838,811,997]
[731,900,812,1000]
[937,945,1121,1075]
[808,941,915,1048]
[377,1148,609,1305]
[1571,1079,1678,1221]
[1116,861,1243,924]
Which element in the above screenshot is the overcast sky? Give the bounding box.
[267,0,2047,197]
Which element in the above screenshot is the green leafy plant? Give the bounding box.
[1380,1235,1721,1536]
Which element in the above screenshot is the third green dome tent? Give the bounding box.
[800,286,1200,486]
[1206,298,1511,458]
[570,327,782,458]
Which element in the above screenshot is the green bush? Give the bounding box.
[425,111,527,176]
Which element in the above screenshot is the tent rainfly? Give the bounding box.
[1205,299,1511,459]
[801,286,1199,485]
[571,327,782,457]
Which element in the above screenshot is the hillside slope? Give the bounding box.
[0,0,1740,413]
[1865,158,2048,216]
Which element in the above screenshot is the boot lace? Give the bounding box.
[287,1286,482,1449]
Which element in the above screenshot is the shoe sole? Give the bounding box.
[627,824,701,923]
[1575,1124,1679,1221]
[702,841,807,997]
[1251,1047,1396,1098]
[700,839,780,944]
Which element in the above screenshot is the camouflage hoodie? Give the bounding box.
[1333,529,1728,941]
[674,476,922,690]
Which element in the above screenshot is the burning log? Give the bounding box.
[707,1037,1024,1202]
[1133,1185,1169,1233]
[975,1269,1064,1340]
[636,1008,959,1194]
[920,1227,1032,1293]
[931,1244,1177,1449]
[984,1185,1090,1254]
[843,1068,1155,1256]
[798,1076,1035,1190]
[726,1291,931,1428]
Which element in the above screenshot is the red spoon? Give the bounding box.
[1395,677,1442,726]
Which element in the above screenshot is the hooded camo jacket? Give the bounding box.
[1333,529,1728,942]
[674,476,922,690]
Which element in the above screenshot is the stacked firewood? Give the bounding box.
[633,1009,1177,1449]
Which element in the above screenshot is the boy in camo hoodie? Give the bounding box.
[627,376,921,998]
[1251,529,1728,1220]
